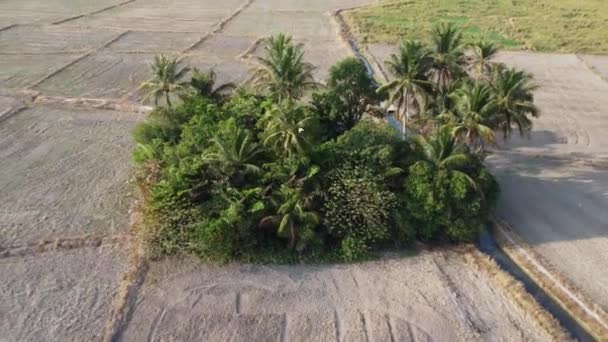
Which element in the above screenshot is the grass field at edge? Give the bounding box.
[347,0,608,54]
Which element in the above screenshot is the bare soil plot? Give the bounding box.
[190,34,258,57]
[0,26,119,54]
[120,251,550,341]
[0,0,125,26]
[34,52,153,100]
[222,10,336,38]
[0,53,81,89]
[0,0,126,14]
[0,106,139,246]
[104,31,201,53]
[58,0,238,32]
[0,245,128,341]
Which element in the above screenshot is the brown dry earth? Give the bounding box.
[1,1,555,341]
[367,44,608,313]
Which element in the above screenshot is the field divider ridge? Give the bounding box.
[462,244,571,341]
[182,0,256,53]
[27,30,131,90]
[0,233,131,259]
[52,0,138,25]
[492,218,608,340]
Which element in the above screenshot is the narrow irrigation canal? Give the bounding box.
[478,230,595,342]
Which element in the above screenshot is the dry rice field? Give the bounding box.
[1,0,604,340]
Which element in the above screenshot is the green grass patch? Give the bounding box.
[347,0,608,54]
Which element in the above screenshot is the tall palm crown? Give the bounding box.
[250,34,320,101]
[262,102,316,158]
[413,125,471,171]
[202,125,263,182]
[490,66,539,139]
[467,40,499,80]
[378,40,434,136]
[276,186,319,251]
[187,68,236,102]
[444,82,497,151]
[413,125,482,194]
[139,54,190,107]
[430,23,465,90]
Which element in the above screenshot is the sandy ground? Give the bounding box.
[367,44,608,312]
[120,252,549,341]
[0,106,138,246]
[0,1,561,340]
[0,244,129,341]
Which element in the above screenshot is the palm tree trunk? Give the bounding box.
[165,92,172,107]
[289,222,296,250]
[402,89,409,139]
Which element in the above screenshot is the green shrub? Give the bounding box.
[133,41,509,263]
[403,160,498,241]
[312,57,383,139]
[190,203,256,262]
[323,163,397,260]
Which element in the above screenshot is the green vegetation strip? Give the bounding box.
[134,28,537,263]
[347,0,608,54]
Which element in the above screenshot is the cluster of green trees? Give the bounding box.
[133,25,537,262]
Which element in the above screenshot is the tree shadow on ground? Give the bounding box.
[487,150,608,245]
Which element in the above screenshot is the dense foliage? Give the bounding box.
[134,28,537,263]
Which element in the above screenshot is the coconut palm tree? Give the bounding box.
[490,66,539,139]
[412,125,481,191]
[467,40,499,80]
[442,82,497,152]
[377,40,434,137]
[250,34,320,101]
[202,125,263,184]
[186,68,236,102]
[262,102,316,158]
[274,186,319,251]
[413,125,471,171]
[139,54,190,107]
[430,23,465,90]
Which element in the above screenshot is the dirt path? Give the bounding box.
[0,1,558,340]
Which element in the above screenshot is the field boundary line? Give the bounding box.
[0,24,17,32]
[33,94,152,114]
[0,105,27,124]
[0,233,131,259]
[0,88,151,114]
[462,245,571,341]
[103,187,150,342]
[27,30,130,90]
[27,51,93,89]
[492,218,608,340]
[52,0,137,25]
[575,54,608,84]
[183,0,255,53]
[237,36,265,61]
